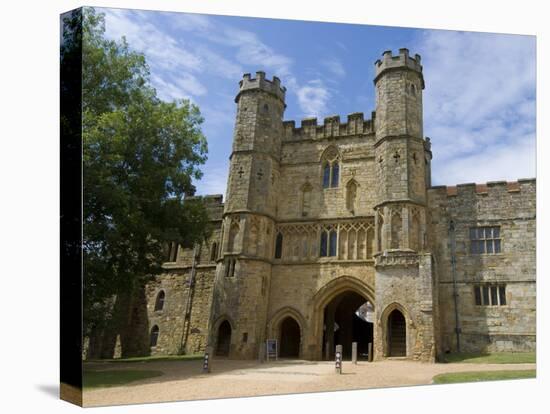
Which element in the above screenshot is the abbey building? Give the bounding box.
[86,48,536,362]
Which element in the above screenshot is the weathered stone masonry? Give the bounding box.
[89,48,535,362]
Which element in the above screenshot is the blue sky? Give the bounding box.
[100,7,536,196]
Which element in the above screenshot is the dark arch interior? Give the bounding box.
[216,320,231,356]
[279,317,301,358]
[322,290,373,360]
[388,309,406,357]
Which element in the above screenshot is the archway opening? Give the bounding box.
[322,290,373,360]
[216,320,231,356]
[388,309,406,356]
[279,317,301,358]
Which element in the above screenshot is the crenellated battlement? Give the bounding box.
[282,111,376,141]
[235,71,286,104]
[429,178,536,198]
[374,48,424,88]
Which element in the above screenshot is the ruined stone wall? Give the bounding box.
[428,179,536,353]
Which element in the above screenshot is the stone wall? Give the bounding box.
[427,179,536,353]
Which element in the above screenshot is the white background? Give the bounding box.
[0,0,547,412]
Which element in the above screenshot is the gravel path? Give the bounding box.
[83,359,536,407]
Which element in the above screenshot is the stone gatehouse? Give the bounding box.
[88,48,536,362]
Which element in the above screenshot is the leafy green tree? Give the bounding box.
[63,8,210,336]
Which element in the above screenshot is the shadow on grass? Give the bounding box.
[440,352,536,364]
[433,369,536,384]
[87,354,204,364]
[83,369,164,389]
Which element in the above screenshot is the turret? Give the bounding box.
[209,72,286,359]
[373,49,428,253]
[374,48,424,140]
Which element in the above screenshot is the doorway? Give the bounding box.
[216,320,231,356]
[279,317,301,358]
[388,309,406,356]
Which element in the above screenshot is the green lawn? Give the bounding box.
[433,369,536,384]
[83,369,164,389]
[441,352,536,364]
[88,354,203,364]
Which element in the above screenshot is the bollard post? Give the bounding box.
[368,342,373,362]
[335,344,343,374]
[352,342,357,364]
[202,346,213,373]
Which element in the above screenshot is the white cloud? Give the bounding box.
[322,57,346,77]
[414,30,536,184]
[296,79,331,118]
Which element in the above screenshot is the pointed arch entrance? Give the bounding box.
[279,317,301,358]
[312,276,375,360]
[216,320,232,356]
[388,309,406,356]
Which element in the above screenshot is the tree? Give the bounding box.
[62,8,210,337]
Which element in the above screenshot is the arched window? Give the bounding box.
[320,231,328,257]
[322,164,331,188]
[321,146,340,189]
[154,291,165,311]
[329,230,337,256]
[150,325,159,347]
[210,242,218,262]
[331,162,339,187]
[275,232,283,259]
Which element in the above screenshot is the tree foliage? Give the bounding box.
[62,8,210,333]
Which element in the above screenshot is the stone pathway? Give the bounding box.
[83,359,536,407]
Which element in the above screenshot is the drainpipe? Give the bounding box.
[180,243,200,354]
[449,220,461,353]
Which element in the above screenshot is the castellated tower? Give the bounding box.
[207,72,286,359]
[372,49,437,361]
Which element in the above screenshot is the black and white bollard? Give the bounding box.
[335,344,343,374]
[202,346,213,373]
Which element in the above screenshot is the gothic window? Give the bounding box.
[321,146,340,189]
[331,163,339,187]
[323,164,331,188]
[320,230,337,257]
[275,232,283,259]
[165,241,179,262]
[320,231,328,257]
[346,179,358,212]
[474,284,506,306]
[150,325,159,347]
[210,242,218,261]
[329,230,337,256]
[470,226,501,254]
[225,258,236,278]
[154,291,165,311]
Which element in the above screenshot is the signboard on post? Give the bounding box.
[335,344,343,374]
[266,339,278,361]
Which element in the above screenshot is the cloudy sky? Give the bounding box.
[100,7,536,196]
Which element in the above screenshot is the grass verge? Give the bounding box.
[441,352,536,364]
[87,354,203,364]
[83,369,164,389]
[433,369,535,384]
